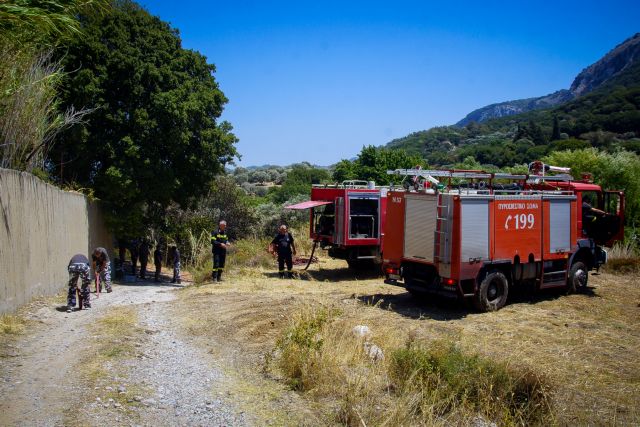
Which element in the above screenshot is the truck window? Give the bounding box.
[581,191,599,208]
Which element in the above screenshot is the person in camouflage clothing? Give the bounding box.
[67,253,91,312]
[92,247,113,293]
[170,244,181,284]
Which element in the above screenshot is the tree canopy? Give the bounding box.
[50,0,238,236]
[333,145,425,184]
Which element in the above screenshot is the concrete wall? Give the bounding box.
[0,169,113,314]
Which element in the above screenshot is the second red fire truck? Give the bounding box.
[287,181,388,268]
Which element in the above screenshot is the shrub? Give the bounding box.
[275,305,336,391]
[389,341,554,425]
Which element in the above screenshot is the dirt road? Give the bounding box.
[0,274,252,426]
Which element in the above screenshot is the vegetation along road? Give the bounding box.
[1,258,638,426]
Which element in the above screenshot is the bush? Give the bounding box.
[389,341,553,425]
[275,305,336,390]
[253,194,309,238]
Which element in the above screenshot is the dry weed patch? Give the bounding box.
[273,304,554,426]
[0,314,27,335]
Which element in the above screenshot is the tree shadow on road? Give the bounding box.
[113,273,186,288]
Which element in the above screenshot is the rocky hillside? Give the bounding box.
[456,33,640,126]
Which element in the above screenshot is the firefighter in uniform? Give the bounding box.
[211,220,230,282]
[67,253,91,312]
[92,247,113,293]
[270,224,296,278]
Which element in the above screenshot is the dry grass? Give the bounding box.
[0,314,27,335]
[174,248,640,426]
[78,305,149,422]
[273,304,553,426]
[604,241,640,274]
[84,306,141,381]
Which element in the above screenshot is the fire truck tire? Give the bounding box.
[567,261,588,294]
[474,271,509,312]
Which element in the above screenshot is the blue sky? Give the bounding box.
[140,1,639,166]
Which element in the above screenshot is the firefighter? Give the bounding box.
[154,245,163,282]
[138,239,150,280]
[67,253,91,312]
[211,220,230,282]
[92,247,113,293]
[170,244,181,284]
[270,224,296,279]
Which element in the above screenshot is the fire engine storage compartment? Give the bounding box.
[348,193,380,239]
[387,190,578,299]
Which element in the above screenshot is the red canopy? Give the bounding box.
[285,200,333,210]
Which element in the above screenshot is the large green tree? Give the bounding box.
[51,0,238,236]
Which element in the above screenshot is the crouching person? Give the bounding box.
[92,247,113,293]
[67,253,91,312]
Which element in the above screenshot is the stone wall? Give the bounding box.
[0,169,113,314]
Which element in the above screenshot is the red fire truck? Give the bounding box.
[382,164,624,311]
[287,181,388,268]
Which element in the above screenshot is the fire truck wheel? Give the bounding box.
[474,271,509,312]
[567,261,588,294]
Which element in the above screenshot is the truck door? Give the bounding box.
[603,191,625,245]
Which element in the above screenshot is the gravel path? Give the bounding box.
[117,300,248,426]
[0,276,250,427]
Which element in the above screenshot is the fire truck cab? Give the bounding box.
[287,181,387,268]
[382,165,624,311]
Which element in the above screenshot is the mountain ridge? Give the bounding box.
[455,33,640,126]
